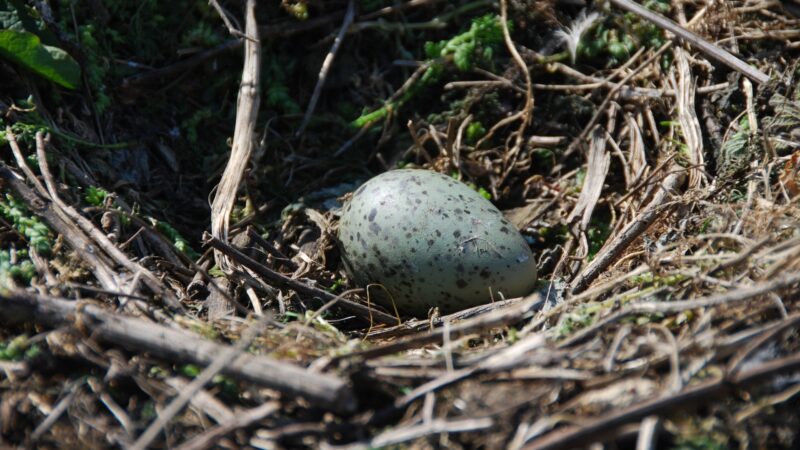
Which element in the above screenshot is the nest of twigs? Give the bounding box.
[2,0,800,449]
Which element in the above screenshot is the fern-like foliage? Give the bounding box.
[763,93,800,154]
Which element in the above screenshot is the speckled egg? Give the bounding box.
[337,169,537,316]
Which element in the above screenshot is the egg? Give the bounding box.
[337,169,537,316]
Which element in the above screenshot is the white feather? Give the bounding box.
[555,10,600,63]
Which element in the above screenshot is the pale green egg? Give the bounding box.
[338,169,537,317]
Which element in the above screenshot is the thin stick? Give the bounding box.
[498,0,534,154]
[208,0,245,39]
[570,167,685,294]
[561,272,800,347]
[296,0,355,137]
[173,401,280,450]
[131,314,271,450]
[563,43,671,158]
[205,234,399,325]
[34,132,182,310]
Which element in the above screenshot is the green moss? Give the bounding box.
[0,192,53,255]
[587,218,611,259]
[149,217,200,260]
[353,14,507,129]
[466,121,485,143]
[0,248,36,288]
[0,334,30,361]
[77,24,111,113]
[84,185,110,206]
[181,108,214,145]
[264,53,301,115]
[578,0,670,67]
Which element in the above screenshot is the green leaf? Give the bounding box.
[0,29,80,89]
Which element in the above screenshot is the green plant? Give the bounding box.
[670,435,728,450]
[282,1,308,20]
[182,21,222,48]
[579,1,670,67]
[84,185,110,206]
[149,217,200,260]
[587,219,610,259]
[0,248,36,288]
[556,303,604,337]
[465,121,485,143]
[0,192,53,255]
[76,24,111,113]
[264,53,301,115]
[352,14,507,129]
[181,108,214,145]
[0,1,80,88]
[424,14,505,71]
[0,334,38,361]
[716,116,758,179]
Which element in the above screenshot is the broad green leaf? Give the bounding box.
[0,29,80,89]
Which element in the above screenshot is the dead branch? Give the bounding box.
[210,0,262,272]
[0,160,182,309]
[0,290,357,414]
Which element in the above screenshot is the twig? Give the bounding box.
[389,333,546,411]
[497,0,534,170]
[0,161,123,295]
[727,311,800,378]
[0,290,357,414]
[366,295,532,340]
[173,402,280,450]
[567,128,610,256]
[208,0,245,38]
[131,313,271,450]
[635,417,660,450]
[211,0,262,272]
[6,127,49,197]
[369,417,493,448]
[560,272,800,347]
[296,0,356,137]
[164,377,234,424]
[246,227,299,271]
[522,352,800,450]
[338,295,541,362]
[563,43,671,159]
[33,133,183,310]
[205,234,399,325]
[31,380,81,441]
[570,167,685,294]
[120,39,240,91]
[609,0,770,85]
[670,47,706,189]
